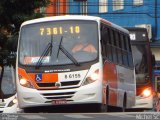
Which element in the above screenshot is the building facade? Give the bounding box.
[43,0,160,60]
[44,0,160,41]
[43,0,68,16]
[70,0,159,41]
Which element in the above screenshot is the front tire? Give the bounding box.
[105,86,109,112]
[96,104,106,112]
[122,93,127,112]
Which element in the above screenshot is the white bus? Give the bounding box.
[16,15,136,112]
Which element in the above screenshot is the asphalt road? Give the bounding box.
[1,112,160,120]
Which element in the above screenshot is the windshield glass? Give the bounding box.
[0,66,16,98]
[19,20,98,66]
[131,44,149,84]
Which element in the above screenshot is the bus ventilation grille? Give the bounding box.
[37,80,80,88]
[41,91,76,100]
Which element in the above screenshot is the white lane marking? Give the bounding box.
[64,114,93,119]
[21,115,46,119]
[108,113,134,118]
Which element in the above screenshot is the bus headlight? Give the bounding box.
[20,78,27,85]
[82,70,99,86]
[18,75,34,88]
[140,88,152,98]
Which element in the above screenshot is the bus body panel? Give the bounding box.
[16,15,136,110]
[116,65,136,108]
[103,61,118,106]
[17,63,103,108]
[132,95,153,109]
[17,80,102,108]
[103,60,136,108]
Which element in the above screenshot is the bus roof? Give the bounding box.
[21,15,129,34]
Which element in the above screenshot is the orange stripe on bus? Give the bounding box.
[28,73,58,83]
[18,67,30,80]
[109,90,117,106]
[18,67,39,89]
[18,67,59,89]
[103,60,118,106]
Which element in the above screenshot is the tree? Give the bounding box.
[0,0,50,101]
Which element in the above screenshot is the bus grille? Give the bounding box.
[41,91,76,100]
[37,80,80,88]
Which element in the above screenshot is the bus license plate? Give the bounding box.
[52,99,67,104]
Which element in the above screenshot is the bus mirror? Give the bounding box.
[152,54,156,66]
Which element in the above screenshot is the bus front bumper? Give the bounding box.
[17,81,102,109]
[132,95,153,109]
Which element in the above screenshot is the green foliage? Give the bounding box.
[0,0,50,67]
[0,0,50,28]
[0,0,50,99]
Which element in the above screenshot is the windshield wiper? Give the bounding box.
[57,36,80,66]
[35,36,53,69]
[56,36,63,59]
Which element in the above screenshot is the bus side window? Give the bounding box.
[104,27,109,57]
[101,30,107,59]
[107,28,113,61]
[126,36,133,67]
[121,35,128,66]
[116,32,123,64]
[100,24,113,62]
[111,30,118,63]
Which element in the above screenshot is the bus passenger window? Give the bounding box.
[106,29,113,61]
[117,33,123,64]
[100,36,107,58]
[121,35,128,66]
[110,30,118,63]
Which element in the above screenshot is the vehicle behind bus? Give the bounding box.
[16,15,136,112]
[0,66,18,113]
[127,27,155,110]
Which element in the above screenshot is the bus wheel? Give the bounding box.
[106,86,109,112]
[23,108,30,113]
[23,107,35,113]
[96,104,106,112]
[97,86,110,112]
[122,93,127,112]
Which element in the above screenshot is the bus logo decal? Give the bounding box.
[35,74,42,82]
[55,82,61,87]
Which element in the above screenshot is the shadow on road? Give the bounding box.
[23,104,102,113]
[22,104,150,113]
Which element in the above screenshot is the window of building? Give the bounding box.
[113,0,124,11]
[81,1,88,14]
[99,0,108,13]
[133,0,143,6]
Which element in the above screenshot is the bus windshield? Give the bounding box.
[0,66,16,98]
[131,44,149,84]
[19,20,98,66]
